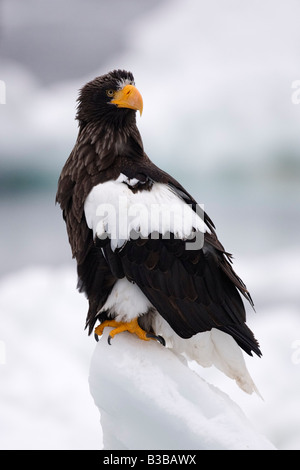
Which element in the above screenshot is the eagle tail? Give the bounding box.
[219,323,262,358]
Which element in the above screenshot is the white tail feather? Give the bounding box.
[153,314,261,396]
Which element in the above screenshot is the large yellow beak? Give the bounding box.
[111,84,143,116]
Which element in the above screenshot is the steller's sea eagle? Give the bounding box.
[56,69,261,394]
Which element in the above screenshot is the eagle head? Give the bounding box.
[76,69,143,126]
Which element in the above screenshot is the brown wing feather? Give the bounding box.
[56,128,121,331]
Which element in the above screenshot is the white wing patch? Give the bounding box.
[84,174,210,251]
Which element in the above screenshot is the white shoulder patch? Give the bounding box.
[115,173,141,187]
[84,175,210,251]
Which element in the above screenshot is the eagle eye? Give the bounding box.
[106,89,115,98]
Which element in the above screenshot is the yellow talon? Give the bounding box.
[95,318,149,342]
[94,319,120,337]
[94,318,165,346]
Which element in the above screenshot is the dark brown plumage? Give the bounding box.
[56,69,261,366]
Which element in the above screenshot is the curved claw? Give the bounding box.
[157,335,166,347]
[146,333,166,347]
[94,332,99,342]
[108,335,112,345]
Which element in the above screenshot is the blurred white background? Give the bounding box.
[0,0,300,450]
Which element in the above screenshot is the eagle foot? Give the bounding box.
[94,318,165,346]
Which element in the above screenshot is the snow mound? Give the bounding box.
[89,329,275,450]
[0,266,100,450]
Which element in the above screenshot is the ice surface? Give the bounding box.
[0,249,299,449]
[89,329,275,450]
[0,266,101,450]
